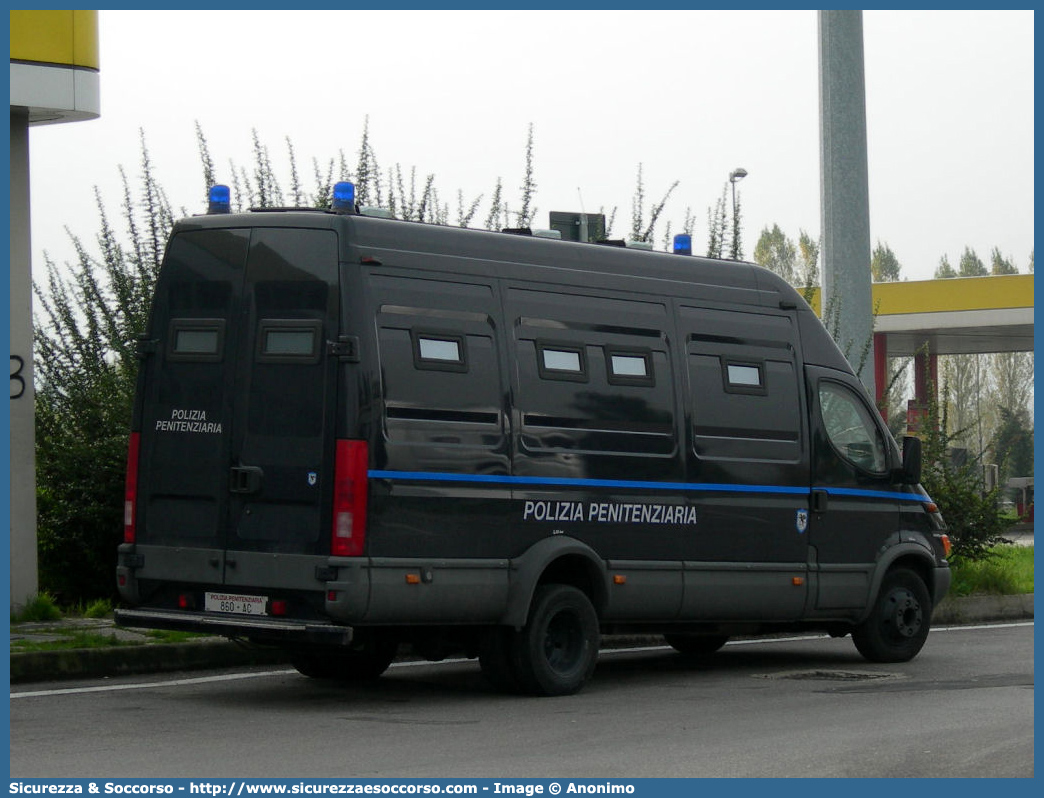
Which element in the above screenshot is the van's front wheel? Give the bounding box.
[512,584,600,696]
[852,568,932,663]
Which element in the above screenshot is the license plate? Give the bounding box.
[205,591,268,616]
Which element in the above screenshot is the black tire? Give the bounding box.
[478,627,525,694]
[292,633,398,681]
[664,633,729,656]
[852,568,932,663]
[511,584,600,697]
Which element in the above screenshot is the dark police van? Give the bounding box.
[115,182,951,696]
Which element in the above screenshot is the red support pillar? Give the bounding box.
[913,350,938,406]
[874,332,888,422]
[909,348,939,436]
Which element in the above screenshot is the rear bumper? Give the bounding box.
[114,608,353,646]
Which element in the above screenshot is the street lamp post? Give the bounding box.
[728,167,748,259]
[729,167,747,220]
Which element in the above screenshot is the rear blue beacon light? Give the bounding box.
[207,185,231,215]
[333,181,357,213]
[673,234,692,256]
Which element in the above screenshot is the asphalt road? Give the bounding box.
[10,622,1034,779]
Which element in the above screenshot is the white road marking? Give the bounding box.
[11,621,1032,700]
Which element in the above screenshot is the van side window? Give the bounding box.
[724,361,764,394]
[537,343,588,382]
[371,275,504,446]
[510,289,676,460]
[818,382,887,474]
[413,332,467,372]
[606,349,654,386]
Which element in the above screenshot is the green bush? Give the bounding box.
[81,598,114,619]
[921,459,1012,564]
[12,592,63,623]
[917,366,1014,564]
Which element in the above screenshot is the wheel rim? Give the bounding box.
[885,587,923,639]
[543,609,584,675]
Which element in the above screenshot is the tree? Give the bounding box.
[354,116,378,207]
[456,188,484,228]
[704,186,727,259]
[958,246,987,277]
[728,192,743,260]
[990,247,1018,275]
[870,241,902,282]
[797,230,819,293]
[934,254,957,278]
[880,358,911,440]
[629,163,678,244]
[990,406,1033,484]
[941,353,991,459]
[484,177,505,231]
[34,136,169,604]
[752,224,797,284]
[516,123,537,229]
[991,351,1034,419]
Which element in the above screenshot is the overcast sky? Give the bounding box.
[27,9,1035,282]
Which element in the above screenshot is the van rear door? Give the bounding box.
[134,224,341,594]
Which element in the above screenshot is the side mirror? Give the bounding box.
[899,435,922,484]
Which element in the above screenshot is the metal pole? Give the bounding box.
[819,10,875,393]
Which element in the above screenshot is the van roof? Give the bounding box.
[175,209,810,316]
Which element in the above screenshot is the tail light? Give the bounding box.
[939,534,952,558]
[331,439,368,556]
[123,432,141,544]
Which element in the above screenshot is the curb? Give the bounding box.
[9,639,292,684]
[932,592,1034,625]
[10,594,1033,685]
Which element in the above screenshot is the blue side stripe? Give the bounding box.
[367,470,932,504]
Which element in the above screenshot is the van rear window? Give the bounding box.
[167,319,225,362]
[264,329,315,356]
[177,329,219,354]
[257,320,322,363]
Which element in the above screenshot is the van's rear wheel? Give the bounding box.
[292,633,398,681]
[852,568,932,663]
[664,633,729,656]
[511,584,600,697]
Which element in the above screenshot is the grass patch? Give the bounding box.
[949,545,1034,597]
[11,631,143,653]
[80,598,114,619]
[11,593,63,623]
[145,630,207,644]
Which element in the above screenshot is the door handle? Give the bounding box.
[811,489,829,513]
[229,466,264,494]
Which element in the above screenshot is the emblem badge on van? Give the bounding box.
[795,509,809,534]
[307,472,318,487]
